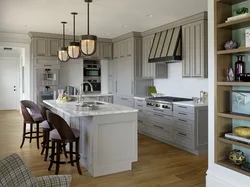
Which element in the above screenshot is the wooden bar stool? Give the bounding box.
[20,100,44,149]
[40,105,68,161]
[46,110,82,175]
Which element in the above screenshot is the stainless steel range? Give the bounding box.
[146,96,193,111]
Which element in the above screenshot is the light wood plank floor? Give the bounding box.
[0,110,207,187]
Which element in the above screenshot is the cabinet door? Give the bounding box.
[142,35,155,78]
[192,20,204,77]
[48,39,60,56]
[126,38,133,57]
[108,60,114,93]
[34,38,47,56]
[119,41,125,58]
[115,58,133,96]
[101,43,112,59]
[182,24,192,77]
[155,62,168,78]
[113,42,119,59]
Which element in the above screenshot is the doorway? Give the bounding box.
[0,50,20,110]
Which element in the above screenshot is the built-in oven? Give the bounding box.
[84,64,101,77]
[83,79,101,92]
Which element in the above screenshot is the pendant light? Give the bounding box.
[58,22,70,62]
[68,12,81,59]
[80,0,97,56]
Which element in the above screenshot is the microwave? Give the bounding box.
[231,90,250,116]
[84,64,101,77]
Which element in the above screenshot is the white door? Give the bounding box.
[0,58,19,110]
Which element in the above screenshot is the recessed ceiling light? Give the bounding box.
[106,33,110,36]
[122,25,128,28]
[146,14,153,18]
[25,25,31,27]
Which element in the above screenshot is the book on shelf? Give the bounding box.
[225,133,250,145]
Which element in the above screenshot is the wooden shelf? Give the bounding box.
[217,0,248,5]
[218,137,250,149]
[217,160,250,177]
[218,113,250,121]
[217,17,250,30]
[217,47,250,55]
[217,82,250,86]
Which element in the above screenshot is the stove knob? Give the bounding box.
[155,104,160,107]
[147,102,150,106]
[162,105,169,109]
[150,103,154,106]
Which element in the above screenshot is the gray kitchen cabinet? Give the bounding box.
[155,62,168,78]
[108,60,114,94]
[142,35,155,78]
[114,96,133,108]
[114,58,133,97]
[100,43,112,59]
[33,38,60,57]
[182,20,207,78]
[113,42,119,59]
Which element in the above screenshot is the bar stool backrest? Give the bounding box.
[40,105,54,129]
[46,110,76,140]
[20,100,41,123]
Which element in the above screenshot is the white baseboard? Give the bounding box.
[206,173,236,187]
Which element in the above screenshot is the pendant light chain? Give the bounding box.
[63,22,65,47]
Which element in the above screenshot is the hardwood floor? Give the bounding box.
[0,110,207,187]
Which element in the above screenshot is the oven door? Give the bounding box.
[84,68,101,77]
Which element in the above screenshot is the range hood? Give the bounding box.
[148,26,182,63]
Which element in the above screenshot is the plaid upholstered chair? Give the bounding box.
[0,153,72,187]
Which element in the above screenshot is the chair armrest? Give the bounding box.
[35,175,72,187]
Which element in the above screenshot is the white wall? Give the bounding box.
[60,58,83,90]
[154,62,208,98]
[206,1,250,187]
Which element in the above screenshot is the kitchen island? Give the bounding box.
[43,99,138,177]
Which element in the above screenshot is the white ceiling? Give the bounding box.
[0,0,207,39]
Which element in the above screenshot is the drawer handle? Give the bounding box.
[153,108,164,112]
[178,119,188,123]
[178,132,187,136]
[178,106,187,109]
[121,98,128,100]
[136,100,143,102]
[153,113,164,118]
[178,112,187,116]
[153,125,164,130]
[137,105,143,107]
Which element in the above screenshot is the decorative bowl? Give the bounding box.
[234,126,250,138]
[229,149,246,165]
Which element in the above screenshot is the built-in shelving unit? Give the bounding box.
[215,0,250,177]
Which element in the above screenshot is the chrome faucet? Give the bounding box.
[80,81,93,95]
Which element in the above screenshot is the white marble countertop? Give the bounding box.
[173,101,208,107]
[43,99,138,117]
[70,93,114,97]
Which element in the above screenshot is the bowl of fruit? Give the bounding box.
[57,93,69,103]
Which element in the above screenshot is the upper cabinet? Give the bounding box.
[182,20,208,78]
[114,38,133,59]
[33,38,61,57]
[81,42,112,60]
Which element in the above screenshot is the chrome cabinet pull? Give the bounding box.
[178,132,187,136]
[179,112,187,115]
[153,113,164,118]
[178,119,188,123]
[137,104,143,107]
[116,81,117,93]
[153,125,164,130]
[178,106,187,109]
[131,81,134,94]
[121,98,128,101]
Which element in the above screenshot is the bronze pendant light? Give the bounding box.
[68,12,81,59]
[80,0,97,56]
[58,22,70,62]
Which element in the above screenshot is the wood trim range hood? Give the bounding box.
[148,26,182,63]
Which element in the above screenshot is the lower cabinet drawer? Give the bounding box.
[174,118,194,134]
[147,122,173,141]
[173,129,194,149]
[173,111,194,121]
